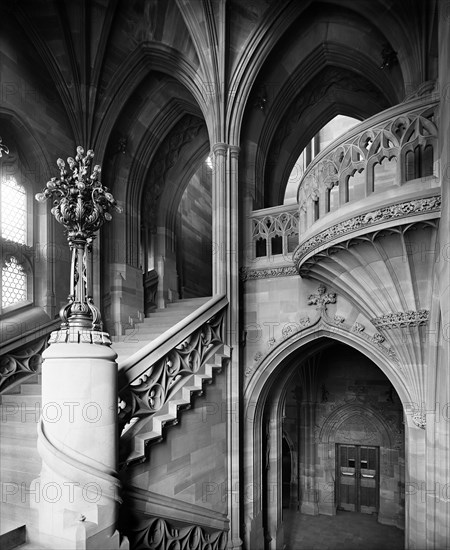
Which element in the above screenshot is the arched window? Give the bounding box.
[1,175,27,244]
[0,170,32,312]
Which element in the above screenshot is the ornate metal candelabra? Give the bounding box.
[36,146,121,340]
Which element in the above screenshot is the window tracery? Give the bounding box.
[0,156,32,312]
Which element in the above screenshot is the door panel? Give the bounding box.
[338,445,357,511]
[337,444,378,514]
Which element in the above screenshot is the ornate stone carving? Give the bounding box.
[129,516,227,550]
[298,316,311,328]
[371,310,430,329]
[351,322,365,333]
[372,332,385,344]
[0,337,47,393]
[307,284,336,310]
[333,314,345,324]
[240,266,297,281]
[267,337,276,348]
[412,411,426,429]
[118,310,226,440]
[294,195,441,269]
[35,147,121,340]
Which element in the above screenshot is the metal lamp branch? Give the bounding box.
[36,146,121,338]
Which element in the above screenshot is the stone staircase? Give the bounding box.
[113,297,210,363]
[0,297,218,549]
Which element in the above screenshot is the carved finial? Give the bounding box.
[36,147,121,337]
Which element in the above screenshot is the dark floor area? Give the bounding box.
[283,510,404,550]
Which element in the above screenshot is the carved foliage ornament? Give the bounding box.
[130,517,227,550]
[294,195,441,265]
[371,309,430,329]
[36,147,121,335]
[412,411,426,429]
[240,266,297,281]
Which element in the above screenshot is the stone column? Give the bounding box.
[226,145,243,549]
[211,142,228,295]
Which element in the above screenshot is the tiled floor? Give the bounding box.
[283,510,404,550]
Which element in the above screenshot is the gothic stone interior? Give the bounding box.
[0,1,449,549]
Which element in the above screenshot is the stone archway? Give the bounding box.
[244,331,408,550]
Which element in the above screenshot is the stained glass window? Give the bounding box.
[1,176,27,244]
[1,256,27,308]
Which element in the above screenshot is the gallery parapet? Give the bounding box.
[296,97,439,234]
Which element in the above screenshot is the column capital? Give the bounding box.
[212,142,228,156]
[229,145,240,157]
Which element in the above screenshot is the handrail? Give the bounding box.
[118,294,228,389]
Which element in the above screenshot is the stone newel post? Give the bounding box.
[32,147,127,549]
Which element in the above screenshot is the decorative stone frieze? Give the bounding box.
[129,516,227,550]
[240,265,298,281]
[294,195,441,268]
[371,309,430,329]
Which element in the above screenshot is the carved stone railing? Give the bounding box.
[0,318,60,394]
[297,97,439,233]
[248,203,299,262]
[128,516,227,550]
[118,294,229,466]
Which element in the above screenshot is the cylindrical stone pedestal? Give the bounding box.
[32,339,126,550]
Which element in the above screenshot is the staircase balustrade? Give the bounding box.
[118,294,229,466]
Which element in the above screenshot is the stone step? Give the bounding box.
[19,385,42,396]
[0,454,41,478]
[0,408,41,424]
[0,419,40,436]
[0,518,26,550]
[0,395,41,407]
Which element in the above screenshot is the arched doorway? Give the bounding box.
[281,343,404,524]
[244,332,408,550]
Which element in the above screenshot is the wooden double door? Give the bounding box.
[336,444,379,514]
